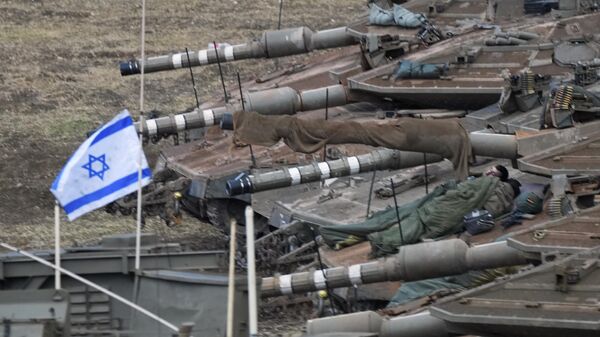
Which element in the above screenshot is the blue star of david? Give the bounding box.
[82,154,110,180]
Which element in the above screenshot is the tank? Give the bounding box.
[260,200,600,296]
[302,209,600,337]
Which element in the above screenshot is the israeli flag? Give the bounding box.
[50,110,152,221]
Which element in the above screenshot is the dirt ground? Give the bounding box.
[1,0,364,335]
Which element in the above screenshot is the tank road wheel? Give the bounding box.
[180,195,205,219]
[206,199,231,231]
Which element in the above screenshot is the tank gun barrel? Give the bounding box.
[135,85,349,136]
[240,84,349,116]
[227,149,442,196]
[135,106,229,136]
[226,133,518,196]
[261,239,526,297]
[120,27,356,76]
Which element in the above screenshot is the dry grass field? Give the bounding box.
[0,0,364,251]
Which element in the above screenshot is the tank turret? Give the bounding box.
[120,26,357,76]
[305,244,600,337]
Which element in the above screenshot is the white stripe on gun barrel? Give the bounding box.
[198,50,208,65]
[289,168,301,185]
[224,46,235,61]
[202,109,215,126]
[174,115,186,131]
[146,120,158,136]
[171,53,183,68]
[313,270,327,290]
[348,156,360,174]
[348,264,363,285]
[318,162,331,179]
[279,275,293,295]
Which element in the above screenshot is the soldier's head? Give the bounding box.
[485,165,509,182]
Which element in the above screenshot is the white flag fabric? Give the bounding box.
[50,110,152,221]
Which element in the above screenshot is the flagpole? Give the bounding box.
[226,219,237,337]
[135,128,143,271]
[54,200,61,289]
[135,0,146,272]
[245,206,258,337]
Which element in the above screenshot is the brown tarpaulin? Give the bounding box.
[233,111,473,179]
